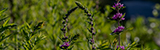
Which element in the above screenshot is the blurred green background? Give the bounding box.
[0,0,160,50]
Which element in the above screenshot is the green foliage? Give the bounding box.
[0,9,16,49]
[0,0,159,50]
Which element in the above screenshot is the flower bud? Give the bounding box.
[60,42,70,49]
[65,19,68,22]
[62,21,65,24]
[91,27,94,30]
[62,36,68,40]
[61,28,66,31]
[92,47,96,50]
[91,39,94,44]
[64,24,67,27]
[92,32,96,35]
[87,14,91,16]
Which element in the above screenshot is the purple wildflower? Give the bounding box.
[113,3,118,8]
[90,39,94,43]
[121,18,125,20]
[113,3,124,9]
[112,0,126,49]
[117,46,125,50]
[112,13,122,19]
[120,4,124,8]
[112,13,125,20]
[92,47,96,49]
[60,42,70,49]
[114,26,125,33]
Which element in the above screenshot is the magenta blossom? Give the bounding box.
[60,42,70,49]
[117,46,125,50]
[112,13,122,19]
[90,39,94,43]
[121,18,125,20]
[114,26,125,33]
[112,13,125,20]
[113,3,124,9]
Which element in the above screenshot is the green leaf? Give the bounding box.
[0,24,16,33]
[70,34,79,41]
[26,23,31,29]
[3,18,10,27]
[130,42,136,47]
[68,46,74,50]
[0,8,8,16]
[22,43,29,50]
[106,5,112,13]
[127,27,134,31]
[0,33,13,42]
[121,13,126,18]
[0,17,8,22]
[23,30,29,41]
[0,46,8,49]
[34,22,44,30]
[111,7,115,10]
[97,41,110,49]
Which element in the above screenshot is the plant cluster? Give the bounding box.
[58,0,137,50]
[1,0,159,50]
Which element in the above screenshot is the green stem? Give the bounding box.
[118,20,120,47]
[118,34,120,47]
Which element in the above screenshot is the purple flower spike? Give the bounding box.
[117,46,125,50]
[114,26,125,33]
[60,42,70,49]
